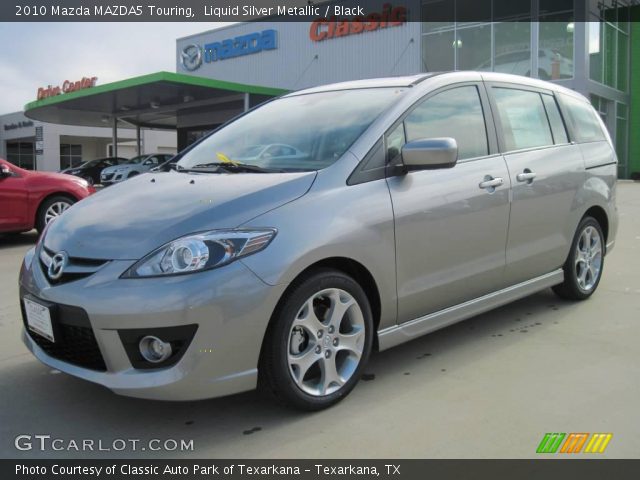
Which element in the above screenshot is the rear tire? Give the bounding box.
[260,269,373,411]
[552,216,605,300]
[36,196,75,233]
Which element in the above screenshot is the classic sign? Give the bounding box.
[310,4,407,42]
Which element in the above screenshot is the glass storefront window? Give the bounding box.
[603,21,616,87]
[616,103,628,178]
[538,14,574,80]
[6,142,35,170]
[539,0,574,16]
[422,30,455,71]
[456,24,492,70]
[493,22,531,76]
[617,29,628,92]
[60,144,83,170]
[421,0,454,33]
[493,0,530,21]
[588,9,630,92]
[589,22,603,83]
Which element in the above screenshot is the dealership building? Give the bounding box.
[2,0,639,177]
[0,110,176,171]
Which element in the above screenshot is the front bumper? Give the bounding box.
[100,173,124,185]
[19,245,287,401]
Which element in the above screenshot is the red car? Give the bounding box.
[0,158,95,234]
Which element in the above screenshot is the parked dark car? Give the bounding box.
[61,157,129,185]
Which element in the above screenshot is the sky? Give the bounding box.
[0,23,232,114]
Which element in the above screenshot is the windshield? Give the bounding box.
[126,155,146,164]
[177,88,406,172]
[237,145,266,157]
[78,159,101,168]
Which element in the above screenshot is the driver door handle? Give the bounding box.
[478,177,504,189]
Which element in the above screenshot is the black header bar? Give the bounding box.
[1,0,631,22]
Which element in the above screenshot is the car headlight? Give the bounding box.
[122,229,277,278]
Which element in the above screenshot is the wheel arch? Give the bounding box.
[34,191,79,227]
[258,256,383,372]
[583,205,609,244]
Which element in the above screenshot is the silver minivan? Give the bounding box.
[19,72,618,410]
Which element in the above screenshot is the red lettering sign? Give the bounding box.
[37,76,98,100]
[310,4,407,42]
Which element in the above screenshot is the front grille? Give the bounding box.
[21,292,107,371]
[39,246,108,285]
[101,173,114,181]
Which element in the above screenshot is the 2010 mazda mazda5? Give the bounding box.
[19,72,618,410]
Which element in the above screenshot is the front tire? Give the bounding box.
[552,216,605,300]
[260,269,373,411]
[81,175,94,185]
[36,196,75,233]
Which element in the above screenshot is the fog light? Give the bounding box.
[139,336,172,363]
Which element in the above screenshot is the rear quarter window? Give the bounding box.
[560,94,607,143]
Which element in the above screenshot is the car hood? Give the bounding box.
[44,170,316,260]
[28,170,89,188]
[101,164,133,174]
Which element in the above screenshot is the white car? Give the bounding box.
[235,144,307,162]
[100,154,173,185]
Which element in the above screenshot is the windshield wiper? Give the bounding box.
[181,162,285,174]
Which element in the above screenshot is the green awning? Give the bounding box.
[24,71,287,129]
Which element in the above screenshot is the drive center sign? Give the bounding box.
[37,76,98,100]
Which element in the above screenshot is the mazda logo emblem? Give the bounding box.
[180,44,202,71]
[48,252,68,281]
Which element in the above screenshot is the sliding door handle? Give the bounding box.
[516,170,536,183]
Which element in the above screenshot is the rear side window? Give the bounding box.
[492,88,553,151]
[541,94,569,144]
[561,94,607,143]
[404,86,489,160]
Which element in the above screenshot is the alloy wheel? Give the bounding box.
[574,225,603,292]
[287,288,365,396]
[44,201,71,224]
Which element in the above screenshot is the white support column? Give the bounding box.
[112,117,118,157]
[243,93,250,112]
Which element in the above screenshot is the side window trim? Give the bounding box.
[541,93,571,146]
[554,93,578,143]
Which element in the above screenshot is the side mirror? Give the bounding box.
[0,165,12,178]
[401,138,458,170]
